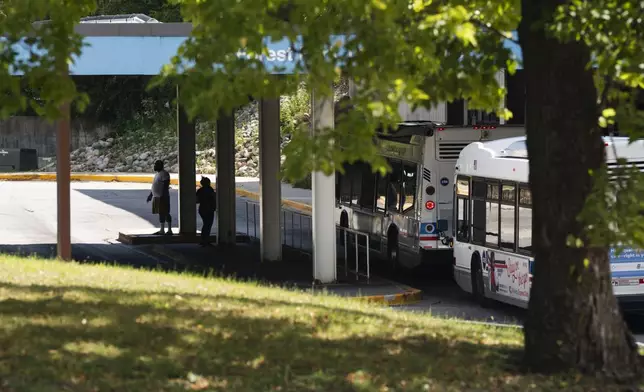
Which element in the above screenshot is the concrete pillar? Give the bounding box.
[216,111,236,245]
[496,69,506,125]
[348,79,358,98]
[311,89,336,283]
[176,86,197,235]
[259,98,282,261]
[57,101,72,260]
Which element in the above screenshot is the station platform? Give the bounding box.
[144,242,423,306]
[117,229,250,245]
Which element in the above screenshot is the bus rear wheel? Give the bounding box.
[387,237,400,272]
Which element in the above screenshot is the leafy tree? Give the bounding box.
[0,0,96,120]
[519,0,643,379]
[1,0,642,381]
[163,0,643,379]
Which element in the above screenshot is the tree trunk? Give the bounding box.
[520,0,641,380]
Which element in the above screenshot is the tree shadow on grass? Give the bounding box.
[0,282,535,392]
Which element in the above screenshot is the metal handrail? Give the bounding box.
[243,199,370,281]
[336,226,371,282]
[244,200,312,253]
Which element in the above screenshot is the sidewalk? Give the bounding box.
[0,172,313,214]
[146,242,422,306]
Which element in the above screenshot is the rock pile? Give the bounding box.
[40,104,268,176]
[40,84,348,176]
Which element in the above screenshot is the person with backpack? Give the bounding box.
[196,176,216,246]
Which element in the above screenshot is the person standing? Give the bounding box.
[196,176,216,246]
[147,160,173,235]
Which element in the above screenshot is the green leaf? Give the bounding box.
[371,0,387,10]
[602,108,617,118]
[455,22,478,47]
[598,116,608,128]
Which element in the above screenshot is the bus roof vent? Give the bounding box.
[499,140,528,158]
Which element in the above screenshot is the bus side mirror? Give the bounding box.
[437,219,448,232]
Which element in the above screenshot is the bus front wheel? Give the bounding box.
[471,258,488,308]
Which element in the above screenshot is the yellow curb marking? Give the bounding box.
[0,173,312,215]
[357,289,423,306]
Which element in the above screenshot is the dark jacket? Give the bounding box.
[196,186,216,213]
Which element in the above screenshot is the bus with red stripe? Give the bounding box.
[334,121,524,271]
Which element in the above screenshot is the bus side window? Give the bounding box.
[339,163,352,204]
[500,184,516,251]
[375,172,388,212]
[359,164,377,210]
[518,187,533,253]
[455,177,470,242]
[471,180,487,245]
[350,163,363,206]
[401,163,417,214]
[456,197,469,242]
[387,160,403,212]
[485,182,500,246]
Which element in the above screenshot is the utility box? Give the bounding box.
[0,148,39,172]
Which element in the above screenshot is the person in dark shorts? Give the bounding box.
[146,160,173,235]
[196,176,216,246]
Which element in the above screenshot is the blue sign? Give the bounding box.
[419,222,437,235]
[7,34,351,76]
[440,177,449,186]
[8,31,520,76]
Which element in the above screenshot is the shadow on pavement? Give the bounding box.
[0,243,172,271]
[0,240,316,287]
[75,188,183,228]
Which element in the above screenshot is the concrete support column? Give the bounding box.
[259,98,282,261]
[176,86,197,235]
[496,69,506,125]
[348,79,358,99]
[57,101,72,260]
[311,89,336,283]
[216,111,237,245]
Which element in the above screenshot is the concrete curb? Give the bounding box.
[356,288,423,306]
[147,243,421,305]
[0,172,313,215]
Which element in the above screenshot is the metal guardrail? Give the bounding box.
[337,226,371,281]
[244,200,370,281]
[244,200,312,253]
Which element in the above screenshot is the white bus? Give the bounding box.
[452,136,644,308]
[334,121,525,270]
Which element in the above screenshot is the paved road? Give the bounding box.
[0,181,642,346]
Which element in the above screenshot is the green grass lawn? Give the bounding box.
[0,255,641,392]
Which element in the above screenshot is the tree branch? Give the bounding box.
[598,74,614,111]
[470,19,519,45]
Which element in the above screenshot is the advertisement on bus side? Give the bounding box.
[482,250,532,301]
[609,247,644,287]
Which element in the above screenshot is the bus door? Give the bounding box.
[376,160,420,256]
